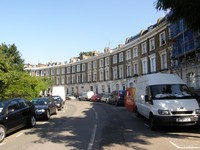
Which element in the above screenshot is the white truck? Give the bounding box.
[135,73,200,130]
[52,86,66,103]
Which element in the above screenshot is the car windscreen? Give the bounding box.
[32,99,48,105]
[150,84,193,99]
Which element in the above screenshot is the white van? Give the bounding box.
[52,86,66,103]
[135,73,200,130]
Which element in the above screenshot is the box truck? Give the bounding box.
[135,73,200,130]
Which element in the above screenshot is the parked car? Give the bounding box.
[0,98,36,143]
[79,91,94,101]
[66,94,76,100]
[101,93,111,103]
[31,97,57,120]
[109,90,126,106]
[51,96,64,110]
[91,93,102,102]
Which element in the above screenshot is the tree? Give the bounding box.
[0,43,52,99]
[155,0,200,31]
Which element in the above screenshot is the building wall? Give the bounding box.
[26,16,173,95]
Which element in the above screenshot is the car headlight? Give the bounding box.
[36,109,45,113]
[195,109,200,114]
[158,109,170,115]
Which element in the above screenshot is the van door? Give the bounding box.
[142,86,153,118]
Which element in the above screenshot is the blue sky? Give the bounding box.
[0,0,165,64]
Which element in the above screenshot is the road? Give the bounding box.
[1,100,200,150]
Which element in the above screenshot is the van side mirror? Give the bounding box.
[144,95,149,102]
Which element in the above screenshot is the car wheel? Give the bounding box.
[0,124,6,143]
[46,110,50,120]
[149,114,157,131]
[28,116,36,127]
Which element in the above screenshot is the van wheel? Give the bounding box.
[135,107,141,118]
[149,114,157,131]
[0,124,6,143]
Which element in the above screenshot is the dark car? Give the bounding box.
[109,90,126,106]
[31,97,57,120]
[0,98,36,143]
[51,96,64,110]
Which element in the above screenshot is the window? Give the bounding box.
[72,66,75,73]
[93,61,97,69]
[82,64,85,71]
[141,42,147,54]
[61,76,65,84]
[133,47,138,58]
[149,38,155,51]
[160,50,167,70]
[67,67,71,73]
[142,58,148,74]
[18,99,28,108]
[82,73,86,83]
[56,68,60,75]
[56,76,60,85]
[67,75,71,84]
[88,62,92,70]
[88,72,92,82]
[105,70,109,80]
[160,32,166,46]
[113,55,117,64]
[133,63,138,75]
[99,70,104,81]
[77,74,81,83]
[72,75,76,84]
[149,54,156,72]
[77,65,80,72]
[126,50,131,60]
[61,68,65,74]
[99,59,104,67]
[51,69,55,75]
[105,57,109,66]
[119,66,123,79]
[119,52,123,62]
[8,101,20,112]
[93,72,97,81]
[113,67,118,79]
[126,64,131,77]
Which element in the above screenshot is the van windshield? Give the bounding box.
[150,84,193,99]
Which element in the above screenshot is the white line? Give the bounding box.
[169,141,200,149]
[16,132,23,138]
[87,124,97,150]
[95,112,98,120]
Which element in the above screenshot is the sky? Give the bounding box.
[0,0,165,64]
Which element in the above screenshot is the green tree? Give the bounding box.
[0,43,52,99]
[155,0,200,31]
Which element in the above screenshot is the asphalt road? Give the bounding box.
[1,100,200,150]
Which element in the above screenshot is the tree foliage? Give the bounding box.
[155,0,200,31]
[0,43,51,100]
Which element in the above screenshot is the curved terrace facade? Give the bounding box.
[25,16,171,95]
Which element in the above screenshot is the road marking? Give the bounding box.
[170,141,200,149]
[88,124,97,150]
[95,112,98,120]
[16,132,23,138]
